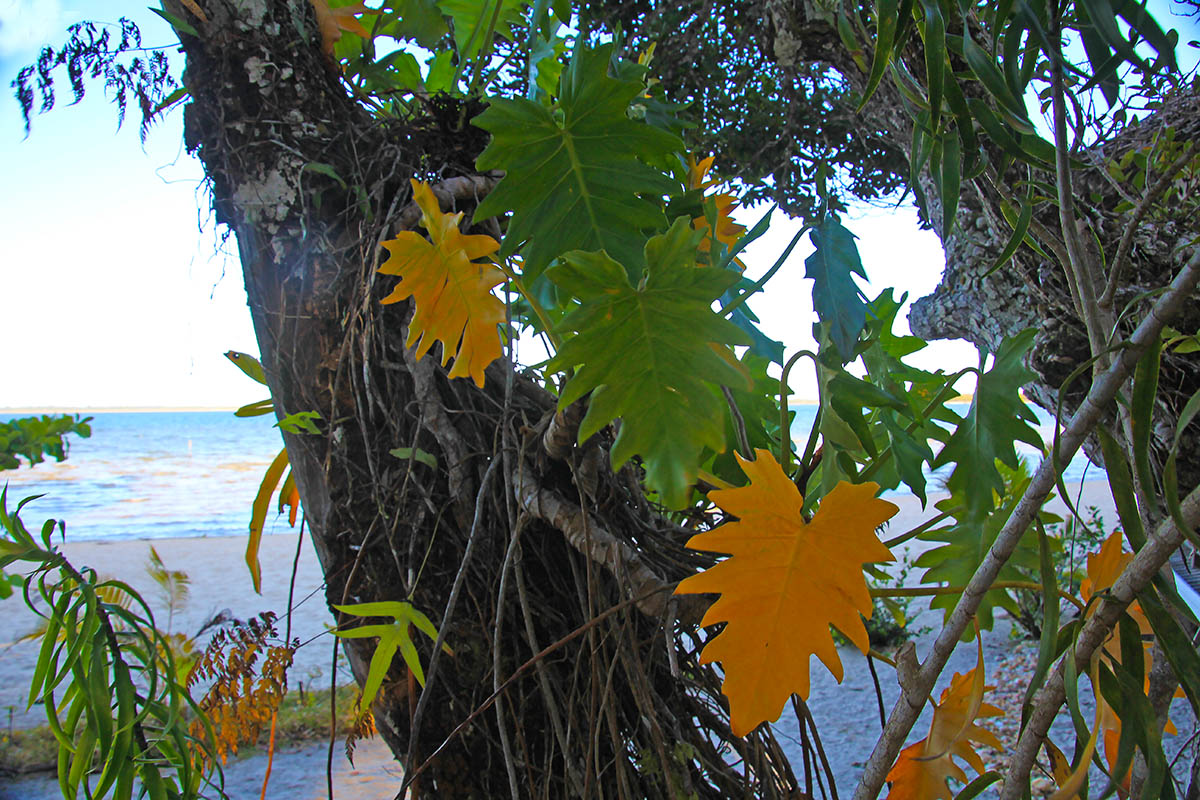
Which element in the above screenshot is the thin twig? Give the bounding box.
[1000,482,1200,798]
[403,455,501,779]
[851,246,1200,800]
[1101,139,1200,308]
[399,585,673,794]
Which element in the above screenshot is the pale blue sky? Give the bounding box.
[0,0,988,409]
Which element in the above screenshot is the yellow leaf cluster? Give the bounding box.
[885,659,1003,800]
[675,449,896,735]
[379,180,505,388]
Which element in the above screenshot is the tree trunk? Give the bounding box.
[174,1,800,796]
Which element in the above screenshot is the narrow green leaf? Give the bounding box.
[302,161,348,189]
[859,0,900,109]
[1162,386,1200,551]
[1139,588,1200,716]
[921,0,946,132]
[334,600,412,618]
[396,629,426,687]
[389,447,438,469]
[224,351,267,384]
[1021,523,1062,724]
[985,190,1033,276]
[939,129,961,240]
[961,33,1030,123]
[235,399,274,418]
[954,771,1002,799]
[148,7,198,37]
[1097,425,1148,550]
[1130,335,1162,516]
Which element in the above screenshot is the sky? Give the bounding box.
[0,0,980,409]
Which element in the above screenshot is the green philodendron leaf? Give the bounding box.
[880,411,934,505]
[439,0,528,59]
[473,43,683,281]
[424,50,455,94]
[932,328,1043,518]
[546,219,750,508]
[387,0,450,48]
[805,216,870,363]
[916,459,1046,631]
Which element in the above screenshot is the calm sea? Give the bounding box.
[1,406,1102,542]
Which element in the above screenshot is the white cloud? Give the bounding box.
[0,0,64,59]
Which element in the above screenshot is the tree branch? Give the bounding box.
[999,482,1200,798]
[513,463,689,619]
[852,245,1200,800]
[1100,139,1200,309]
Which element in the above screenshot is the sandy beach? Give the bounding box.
[1,532,345,728]
[6,477,1194,798]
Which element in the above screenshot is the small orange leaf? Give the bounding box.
[379,180,505,388]
[686,155,747,266]
[309,1,376,58]
[675,449,897,735]
[885,657,1003,800]
[1076,530,1176,788]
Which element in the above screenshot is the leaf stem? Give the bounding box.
[780,350,819,471]
[494,258,561,349]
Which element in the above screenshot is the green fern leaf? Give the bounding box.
[547,219,750,508]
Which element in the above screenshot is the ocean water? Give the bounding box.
[2,405,1103,542]
[2,412,283,541]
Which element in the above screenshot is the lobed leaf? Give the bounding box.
[379,179,505,387]
[805,216,870,363]
[932,328,1042,519]
[546,219,750,507]
[473,43,683,281]
[676,452,896,735]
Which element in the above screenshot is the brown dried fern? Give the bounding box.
[187,612,296,764]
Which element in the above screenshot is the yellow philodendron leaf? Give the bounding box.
[379,179,505,388]
[309,1,375,58]
[1077,529,1178,787]
[885,651,1004,800]
[686,155,747,266]
[675,449,897,735]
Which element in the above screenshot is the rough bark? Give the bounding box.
[173,1,801,796]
